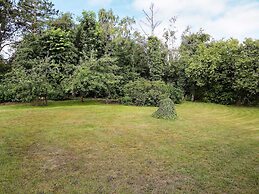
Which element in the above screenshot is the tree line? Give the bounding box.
[0,0,258,106]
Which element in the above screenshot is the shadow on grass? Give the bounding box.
[0,99,105,110]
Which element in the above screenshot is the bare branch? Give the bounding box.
[140,3,162,36]
[142,10,152,23]
[138,23,149,37]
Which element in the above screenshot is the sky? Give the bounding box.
[52,0,259,41]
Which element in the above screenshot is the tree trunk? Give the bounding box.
[81,96,84,102]
[191,84,195,102]
[44,96,48,106]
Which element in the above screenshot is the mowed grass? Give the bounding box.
[0,101,258,193]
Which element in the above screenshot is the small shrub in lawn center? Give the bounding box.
[152,98,177,120]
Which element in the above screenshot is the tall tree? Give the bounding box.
[17,0,57,33]
[0,0,57,54]
[74,11,99,60]
[50,12,74,31]
[40,28,77,64]
[147,36,166,81]
[14,27,78,67]
[180,29,211,101]
[98,9,118,55]
[0,0,17,53]
[234,38,259,104]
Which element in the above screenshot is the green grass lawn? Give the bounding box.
[0,101,258,193]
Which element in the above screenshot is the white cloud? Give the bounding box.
[132,0,259,41]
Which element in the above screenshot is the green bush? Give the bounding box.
[120,96,133,105]
[152,98,177,119]
[123,79,183,106]
[0,84,7,102]
[123,79,166,106]
[168,85,184,104]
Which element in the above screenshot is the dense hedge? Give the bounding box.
[121,79,183,106]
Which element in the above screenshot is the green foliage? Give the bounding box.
[179,30,211,101]
[14,28,78,67]
[3,66,33,102]
[50,12,75,31]
[1,3,258,106]
[69,64,91,101]
[0,56,10,79]
[147,36,167,81]
[13,34,41,69]
[98,9,118,55]
[0,0,16,51]
[17,0,57,33]
[0,0,57,52]
[180,29,211,56]
[0,83,6,102]
[0,59,65,104]
[110,17,142,84]
[203,39,240,104]
[168,85,184,104]
[40,28,78,64]
[69,56,121,101]
[120,96,133,105]
[123,79,182,106]
[74,11,99,59]
[152,98,177,119]
[233,38,259,104]
[180,33,258,105]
